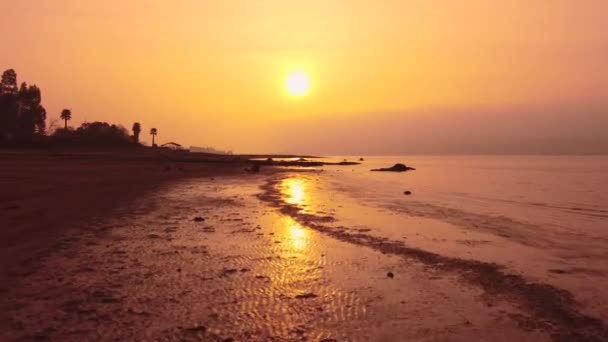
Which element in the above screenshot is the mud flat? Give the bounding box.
[2,157,607,341]
[0,151,245,297]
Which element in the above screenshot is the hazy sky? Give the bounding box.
[1,0,606,154]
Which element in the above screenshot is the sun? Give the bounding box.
[285,70,311,97]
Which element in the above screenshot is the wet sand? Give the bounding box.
[0,151,245,305]
[2,157,607,341]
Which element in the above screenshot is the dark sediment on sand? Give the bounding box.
[257,176,608,341]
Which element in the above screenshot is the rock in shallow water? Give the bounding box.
[371,163,415,172]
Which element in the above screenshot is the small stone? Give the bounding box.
[185,325,207,333]
[403,191,412,195]
[295,293,318,299]
[387,272,394,278]
[193,216,205,222]
[177,268,182,272]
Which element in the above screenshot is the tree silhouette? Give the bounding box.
[132,122,141,143]
[60,109,72,129]
[150,128,158,146]
[1,69,18,94]
[0,70,19,140]
[1,69,46,142]
[17,82,46,135]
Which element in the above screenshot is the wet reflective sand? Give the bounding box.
[3,172,606,341]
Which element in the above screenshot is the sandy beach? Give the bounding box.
[2,152,607,341]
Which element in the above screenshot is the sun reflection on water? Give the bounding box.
[282,178,305,205]
[289,223,308,251]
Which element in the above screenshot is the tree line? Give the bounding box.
[0,69,158,147]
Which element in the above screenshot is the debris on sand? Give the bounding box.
[295,293,318,299]
[387,272,394,278]
[193,216,205,222]
[371,163,415,172]
[185,325,207,333]
[549,269,570,274]
[403,191,412,195]
[245,163,261,173]
[220,269,238,277]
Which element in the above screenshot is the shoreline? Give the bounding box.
[2,152,607,341]
[2,168,543,341]
[258,175,608,341]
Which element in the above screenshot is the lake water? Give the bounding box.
[265,155,608,320]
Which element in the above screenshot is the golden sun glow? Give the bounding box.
[283,178,305,205]
[289,223,308,251]
[285,70,311,97]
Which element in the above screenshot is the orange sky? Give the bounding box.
[1,1,606,153]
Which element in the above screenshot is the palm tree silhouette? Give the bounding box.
[150,128,158,146]
[60,109,72,129]
[132,122,141,143]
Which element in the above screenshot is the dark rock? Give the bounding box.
[403,191,412,195]
[185,325,207,333]
[359,157,365,161]
[549,269,570,274]
[295,293,318,299]
[221,269,238,277]
[371,163,415,172]
[193,216,205,222]
[246,163,261,173]
[387,272,394,278]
